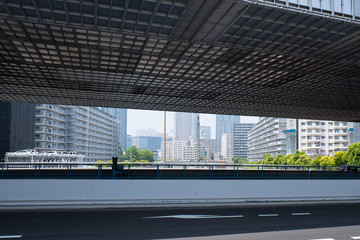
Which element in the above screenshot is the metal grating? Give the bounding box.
[0,0,360,121]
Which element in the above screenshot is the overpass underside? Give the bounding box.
[0,0,360,121]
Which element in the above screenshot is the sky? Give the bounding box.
[127,109,259,137]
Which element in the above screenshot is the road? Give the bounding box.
[0,203,360,239]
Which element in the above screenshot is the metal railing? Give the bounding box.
[1,162,360,179]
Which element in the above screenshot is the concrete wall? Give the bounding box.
[1,179,360,208]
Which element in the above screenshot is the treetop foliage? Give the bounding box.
[119,145,154,162]
[258,142,360,166]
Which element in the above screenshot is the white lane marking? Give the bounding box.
[308,238,334,240]
[258,214,279,217]
[0,236,22,239]
[351,237,360,239]
[292,212,312,216]
[143,214,244,219]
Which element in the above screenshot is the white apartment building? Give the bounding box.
[35,104,120,162]
[161,139,184,161]
[298,120,353,158]
[221,133,233,161]
[248,117,296,162]
[183,139,199,162]
[161,137,219,161]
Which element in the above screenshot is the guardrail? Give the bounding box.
[1,162,360,179]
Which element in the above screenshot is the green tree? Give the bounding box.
[232,157,248,164]
[139,149,154,162]
[312,156,322,166]
[292,150,305,164]
[285,154,294,165]
[344,142,360,165]
[333,151,346,166]
[273,154,285,165]
[262,154,274,165]
[295,154,312,166]
[319,156,335,167]
[123,146,140,161]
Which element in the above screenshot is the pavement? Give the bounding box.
[1,202,360,239]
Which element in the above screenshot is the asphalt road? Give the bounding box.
[1,203,360,240]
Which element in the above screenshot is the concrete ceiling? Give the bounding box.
[1,0,360,121]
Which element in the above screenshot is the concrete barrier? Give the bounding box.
[1,179,360,209]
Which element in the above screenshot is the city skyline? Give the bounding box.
[127,109,259,138]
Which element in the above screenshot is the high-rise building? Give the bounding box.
[161,138,184,161]
[126,135,133,149]
[175,112,199,141]
[221,133,233,161]
[132,136,162,152]
[175,112,192,140]
[0,102,36,160]
[216,115,240,140]
[298,120,353,158]
[352,122,360,143]
[200,126,211,139]
[183,138,199,162]
[102,108,127,149]
[191,113,200,140]
[233,123,254,159]
[35,104,120,162]
[248,117,296,162]
[118,109,127,150]
[201,139,221,159]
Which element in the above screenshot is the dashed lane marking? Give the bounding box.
[143,214,245,219]
[308,238,334,240]
[258,214,279,217]
[292,212,312,216]
[0,236,22,239]
[351,237,360,239]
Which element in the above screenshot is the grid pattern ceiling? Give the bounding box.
[0,0,360,121]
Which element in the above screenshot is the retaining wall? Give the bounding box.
[1,179,359,208]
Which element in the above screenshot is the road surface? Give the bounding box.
[1,202,360,239]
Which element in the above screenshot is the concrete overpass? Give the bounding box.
[0,0,360,121]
